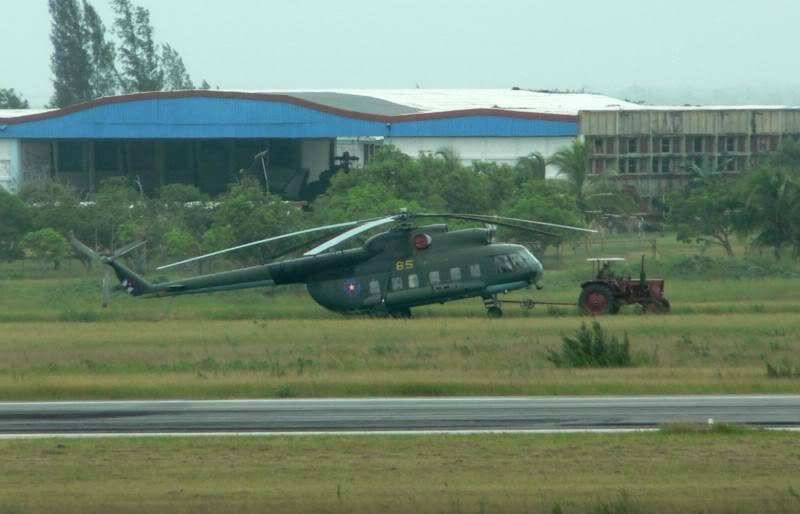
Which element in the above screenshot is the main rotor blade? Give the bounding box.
[303,216,399,256]
[70,236,102,262]
[112,240,146,259]
[157,218,380,270]
[417,213,597,233]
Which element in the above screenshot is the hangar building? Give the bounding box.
[0,89,635,197]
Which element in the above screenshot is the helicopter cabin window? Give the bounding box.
[429,271,440,285]
[408,274,419,288]
[369,280,381,295]
[510,253,527,270]
[391,276,403,291]
[450,267,462,281]
[470,264,481,278]
[494,254,514,273]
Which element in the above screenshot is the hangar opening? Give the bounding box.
[24,137,337,200]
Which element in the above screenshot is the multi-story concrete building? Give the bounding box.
[581,107,800,211]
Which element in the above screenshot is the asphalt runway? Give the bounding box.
[0,395,799,435]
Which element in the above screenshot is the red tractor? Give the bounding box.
[578,256,670,315]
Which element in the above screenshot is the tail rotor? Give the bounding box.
[70,236,146,307]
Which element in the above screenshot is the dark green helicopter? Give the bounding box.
[71,211,594,317]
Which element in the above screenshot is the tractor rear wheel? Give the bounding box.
[579,284,618,315]
[641,298,670,314]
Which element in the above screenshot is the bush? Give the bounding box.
[766,361,800,379]
[547,322,633,368]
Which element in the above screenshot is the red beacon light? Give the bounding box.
[414,233,432,250]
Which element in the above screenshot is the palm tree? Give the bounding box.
[549,140,636,220]
[549,140,590,208]
[741,168,800,259]
[515,152,547,182]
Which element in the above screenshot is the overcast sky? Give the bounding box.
[4,0,800,107]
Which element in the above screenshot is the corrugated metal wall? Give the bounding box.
[0,97,578,140]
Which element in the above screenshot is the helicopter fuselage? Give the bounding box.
[105,224,543,316]
[304,225,543,314]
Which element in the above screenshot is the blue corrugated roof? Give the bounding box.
[0,92,578,139]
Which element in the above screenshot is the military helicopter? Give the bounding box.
[71,211,594,318]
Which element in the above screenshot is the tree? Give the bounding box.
[0,189,30,260]
[738,167,800,259]
[112,0,164,93]
[549,140,590,211]
[161,43,193,90]
[19,178,90,241]
[202,178,303,264]
[22,228,71,270]
[0,88,29,108]
[766,138,800,170]
[48,0,92,107]
[549,141,635,219]
[82,0,118,98]
[668,177,741,257]
[515,152,547,182]
[313,182,422,223]
[92,176,144,249]
[504,180,585,253]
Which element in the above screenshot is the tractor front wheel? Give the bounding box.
[579,284,618,315]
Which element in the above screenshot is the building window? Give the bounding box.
[627,138,638,154]
[391,276,403,291]
[593,139,605,155]
[691,137,703,153]
[363,143,379,165]
[469,264,481,278]
[660,138,671,153]
[408,274,419,289]
[620,159,638,174]
[369,280,381,295]
[721,158,736,171]
[450,267,462,281]
[725,137,735,153]
[429,271,440,285]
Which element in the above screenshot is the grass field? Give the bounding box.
[2,235,799,514]
[0,312,799,399]
[1,430,799,514]
[1,233,799,399]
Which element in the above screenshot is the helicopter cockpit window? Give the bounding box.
[408,274,419,288]
[391,276,403,291]
[494,254,514,273]
[450,267,462,281]
[510,253,527,270]
[369,280,381,295]
[429,271,440,285]
[469,264,481,278]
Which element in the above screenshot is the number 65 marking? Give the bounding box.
[395,259,414,271]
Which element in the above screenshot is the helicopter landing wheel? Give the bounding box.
[486,306,503,318]
[390,308,412,319]
[482,295,503,318]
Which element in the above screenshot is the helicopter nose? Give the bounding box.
[529,254,543,281]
